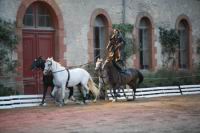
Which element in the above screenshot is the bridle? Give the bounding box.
[44,59,71,87]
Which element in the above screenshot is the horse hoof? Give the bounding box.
[39,103,46,106]
[50,93,55,98]
[80,101,85,105]
[70,96,76,101]
[114,93,120,97]
[112,99,116,102]
[64,100,68,104]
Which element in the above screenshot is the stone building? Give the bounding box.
[0,0,200,94]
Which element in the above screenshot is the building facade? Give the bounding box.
[0,0,200,94]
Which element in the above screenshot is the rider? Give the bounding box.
[106,29,126,72]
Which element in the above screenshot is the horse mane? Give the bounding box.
[54,60,62,67]
[47,58,62,67]
[112,60,122,72]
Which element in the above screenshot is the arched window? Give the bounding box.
[139,18,151,69]
[94,15,106,61]
[178,20,189,69]
[23,2,53,28]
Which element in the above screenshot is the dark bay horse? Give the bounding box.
[31,57,74,105]
[101,59,143,101]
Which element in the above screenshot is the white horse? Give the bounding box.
[43,57,99,105]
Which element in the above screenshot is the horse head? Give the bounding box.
[31,56,45,70]
[43,57,54,75]
[102,59,112,70]
[95,58,103,71]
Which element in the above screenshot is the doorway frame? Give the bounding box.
[16,0,65,93]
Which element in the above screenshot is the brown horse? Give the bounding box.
[99,59,143,101]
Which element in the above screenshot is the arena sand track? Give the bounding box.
[0,95,200,133]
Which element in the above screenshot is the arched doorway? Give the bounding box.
[16,0,64,94]
[20,2,57,94]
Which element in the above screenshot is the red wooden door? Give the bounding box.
[23,30,54,94]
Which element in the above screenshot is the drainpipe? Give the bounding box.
[122,0,125,24]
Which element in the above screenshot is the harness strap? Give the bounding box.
[100,69,106,85]
[52,69,66,73]
[66,69,70,87]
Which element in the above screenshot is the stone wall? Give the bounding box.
[0,0,200,68]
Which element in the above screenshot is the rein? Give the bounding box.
[99,69,106,85]
[98,63,107,86]
[52,69,66,73]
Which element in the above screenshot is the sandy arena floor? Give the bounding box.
[0,95,200,133]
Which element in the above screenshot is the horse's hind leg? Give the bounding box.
[121,86,128,101]
[131,85,136,100]
[68,87,76,101]
[128,82,136,101]
[82,84,90,103]
[77,85,87,104]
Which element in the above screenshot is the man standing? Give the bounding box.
[106,29,126,72]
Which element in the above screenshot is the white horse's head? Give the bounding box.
[102,59,110,70]
[43,57,54,75]
[95,58,103,71]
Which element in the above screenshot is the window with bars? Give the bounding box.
[23,3,53,28]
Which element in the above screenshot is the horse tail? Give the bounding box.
[137,70,144,85]
[88,77,100,98]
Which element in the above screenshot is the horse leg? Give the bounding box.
[129,82,136,101]
[61,85,67,106]
[51,86,60,104]
[50,84,54,98]
[40,84,48,106]
[121,85,128,101]
[77,85,86,104]
[82,84,90,103]
[109,85,116,102]
[112,88,117,102]
[113,86,120,97]
[132,86,136,101]
[51,86,58,98]
[68,87,76,101]
[112,86,121,102]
